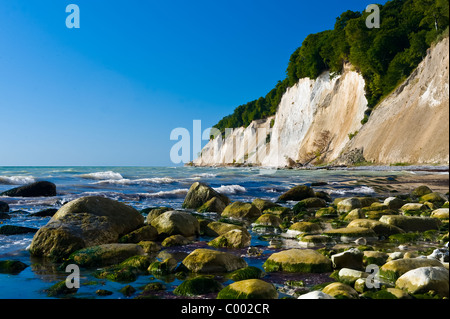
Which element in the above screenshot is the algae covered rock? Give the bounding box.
[289,222,322,234]
[0,260,28,274]
[182,248,247,273]
[411,185,433,198]
[182,182,229,209]
[174,276,223,296]
[347,219,404,237]
[29,196,145,261]
[395,266,449,297]
[65,243,145,268]
[150,210,200,238]
[46,280,78,297]
[145,207,171,224]
[253,214,282,228]
[379,215,441,232]
[204,221,247,237]
[263,249,332,273]
[379,257,444,283]
[208,229,251,249]
[119,225,158,243]
[162,234,191,247]
[277,185,315,202]
[322,282,359,299]
[337,198,362,213]
[252,199,280,212]
[227,266,264,281]
[331,248,363,270]
[137,241,161,253]
[431,208,449,219]
[293,197,327,211]
[221,202,261,221]
[197,197,227,213]
[324,227,377,242]
[217,279,278,299]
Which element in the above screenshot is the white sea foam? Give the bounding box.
[79,171,124,180]
[0,175,36,185]
[140,188,189,198]
[330,186,376,196]
[94,177,176,185]
[213,184,246,195]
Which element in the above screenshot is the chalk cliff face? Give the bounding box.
[339,37,449,165]
[194,37,449,167]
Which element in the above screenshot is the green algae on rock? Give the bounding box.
[263,249,332,273]
[174,276,223,296]
[182,248,247,273]
[217,279,278,299]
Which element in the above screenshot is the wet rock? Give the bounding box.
[0,201,9,213]
[331,248,364,270]
[379,215,441,232]
[204,221,247,237]
[343,209,365,221]
[338,268,368,285]
[289,222,322,235]
[293,197,327,210]
[217,279,278,299]
[347,219,404,237]
[1,181,56,197]
[119,225,158,243]
[384,197,406,210]
[144,207,171,224]
[253,214,282,228]
[208,229,251,249]
[221,202,261,221]
[173,276,223,296]
[0,225,38,235]
[379,257,444,283]
[148,257,178,276]
[315,207,338,218]
[150,210,200,238]
[182,182,229,209]
[65,243,145,268]
[337,198,362,213]
[197,196,227,213]
[411,185,433,198]
[0,260,28,274]
[277,185,315,202]
[324,227,377,243]
[322,282,359,299]
[395,266,449,297]
[227,266,264,281]
[427,248,449,263]
[263,249,332,273]
[252,199,280,212]
[0,213,10,220]
[420,193,448,206]
[137,241,161,253]
[46,280,78,297]
[162,234,191,247]
[30,208,58,218]
[29,196,144,261]
[363,251,389,266]
[182,248,247,273]
[431,208,449,220]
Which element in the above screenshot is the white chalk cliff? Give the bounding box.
[194,37,449,167]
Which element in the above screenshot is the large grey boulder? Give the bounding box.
[182,182,229,209]
[29,196,144,261]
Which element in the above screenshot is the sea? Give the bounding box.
[0,165,447,299]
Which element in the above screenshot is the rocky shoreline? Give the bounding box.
[0,179,449,299]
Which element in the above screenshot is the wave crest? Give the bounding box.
[0,175,36,185]
[79,171,124,180]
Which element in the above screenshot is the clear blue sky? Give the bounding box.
[0,0,387,166]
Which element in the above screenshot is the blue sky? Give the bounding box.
[0,0,387,166]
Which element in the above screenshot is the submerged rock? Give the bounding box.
[217,279,278,299]
[29,196,144,261]
[0,225,38,235]
[0,181,56,197]
[0,260,28,274]
[0,201,9,213]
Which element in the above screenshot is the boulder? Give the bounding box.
[137,241,161,254]
[379,215,441,232]
[263,249,332,273]
[144,207,171,224]
[64,243,145,268]
[161,234,191,247]
[0,260,28,274]
[411,185,433,198]
[253,214,282,228]
[337,198,362,213]
[395,266,449,297]
[343,209,365,221]
[0,181,56,197]
[30,208,58,217]
[363,251,389,266]
[331,248,364,270]
[338,268,368,285]
[322,282,359,299]
[182,182,229,209]
[150,210,200,238]
[277,185,315,202]
[28,196,145,261]
[384,197,406,210]
[221,202,261,221]
[182,248,247,273]
[197,197,227,213]
[0,213,10,220]
[0,225,38,235]
[174,276,223,296]
[0,201,9,213]
[204,221,247,237]
[289,222,321,234]
[379,257,444,283]
[208,229,251,249]
[400,203,428,213]
[227,266,264,281]
[347,219,404,237]
[217,279,278,299]
[252,199,280,212]
[420,192,448,205]
[293,197,327,210]
[315,207,338,218]
[431,208,449,220]
[119,225,158,243]
[298,291,335,299]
